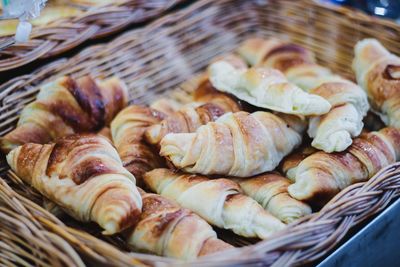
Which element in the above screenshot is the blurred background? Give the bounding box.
[323,0,400,20]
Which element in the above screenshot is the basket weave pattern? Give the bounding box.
[0,0,183,72]
[1,0,400,266]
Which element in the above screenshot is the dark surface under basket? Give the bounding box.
[318,197,400,267]
[1,0,400,266]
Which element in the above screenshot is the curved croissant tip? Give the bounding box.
[160,133,196,169]
[312,95,332,114]
[292,92,331,116]
[5,147,17,167]
[254,211,286,239]
[287,173,314,201]
[354,38,379,51]
[101,221,119,235]
[278,203,312,224]
[286,168,298,182]
[144,124,162,145]
[311,130,352,153]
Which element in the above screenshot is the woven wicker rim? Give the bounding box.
[0,0,183,72]
[1,0,400,266]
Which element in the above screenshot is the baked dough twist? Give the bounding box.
[1,75,128,153]
[160,111,305,177]
[234,173,311,223]
[289,127,400,205]
[353,38,400,128]
[127,188,233,259]
[143,169,285,239]
[209,61,331,116]
[7,134,142,235]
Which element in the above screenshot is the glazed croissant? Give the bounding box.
[111,105,166,183]
[143,169,285,239]
[242,38,369,152]
[353,38,400,128]
[0,75,128,153]
[234,173,312,223]
[289,127,400,205]
[127,188,233,260]
[208,61,331,115]
[145,101,240,146]
[160,111,305,177]
[6,134,142,235]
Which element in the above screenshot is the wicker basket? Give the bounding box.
[0,0,183,72]
[1,0,400,266]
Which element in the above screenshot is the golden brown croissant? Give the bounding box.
[250,39,369,152]
[6,134,142,235]
[234,173,311,223]
[289,127,400,205]
[127,188,233,259]
[143,169,285,239]
[145,100,240,146]
[160,111,305,177]
[209,61,331,116]
[0,75,128,153]
[353,39,400,128]
[110,105,166,184]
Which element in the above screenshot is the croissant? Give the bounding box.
[127,188,233,259]
[280,146,317,181]
[289,127,400,205]
[234,173,312,223]
[6,134,142,235]
[0,75,128,153]
[208,61,331,115]
[145,100,240,146]
[353,38,400,128]
[110,105,166,184]
[160,111,305,177]
[143,169,285,239]
[248,39,369,152]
